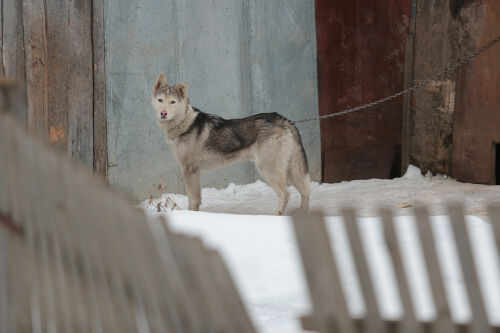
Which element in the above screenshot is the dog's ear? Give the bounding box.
[153,73,167,93]
[174,82,188,100]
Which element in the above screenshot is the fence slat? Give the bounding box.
[488,205,500,270]
[342,208,385,333]
[171,233,234,332]
[147,217,203,332]
[4,117,36,332]
[414,207,456,333]
[132,212,186,332]
[93,189,139,333]
[380,209,422,333]
[292,210,356,333]
[118,206,170,332]
[207,249,256,333]
[448,204,492,333]
[0,229,9,333]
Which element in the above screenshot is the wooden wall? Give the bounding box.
[0,0,107,179]
[411,0,500,184]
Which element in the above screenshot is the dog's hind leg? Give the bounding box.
[288,168,310,211]
[286,136,310,211]
[256,162,290,215]
[182,164,201,211]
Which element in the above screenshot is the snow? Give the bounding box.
[142,165,500,217]
[140,166,500,332]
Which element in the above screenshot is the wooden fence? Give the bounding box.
[0,109,255,332]
[292,208,500,333]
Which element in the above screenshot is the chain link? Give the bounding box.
[294,34,500,124]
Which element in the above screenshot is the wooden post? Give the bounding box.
[401,0,417,175]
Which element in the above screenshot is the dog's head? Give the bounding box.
[152,73,189,123]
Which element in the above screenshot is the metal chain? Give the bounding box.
[294,34,500,124]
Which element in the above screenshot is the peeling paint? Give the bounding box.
[49,125,66,143]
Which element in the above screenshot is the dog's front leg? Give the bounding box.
[183,164,201,211]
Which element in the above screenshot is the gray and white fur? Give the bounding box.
[152,72,310,215]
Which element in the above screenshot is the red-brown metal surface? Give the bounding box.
[451,0,500,184]
[315,0,411,182]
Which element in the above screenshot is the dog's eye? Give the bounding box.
[170,100,176,104]
[158,98,163,103]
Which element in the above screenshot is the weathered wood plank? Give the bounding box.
[207,248,256,333]
[0,230,9,333]
[8,119,40,331]
[169,233,231,331]
[401,33,415,175]
[448,204,492,333]
[0,0,4,76]
[401,0,417,174]
[148,217,202,332]
[414,207,456,333]
[67,0,93,168]
[22,0,48,137]
[342,208,385,333]
[380,208,422,333]
[91,188,138,332]
[2,0,26,124]
[45,0,69,152]
[168,232,214,329]
[2,0,25,79]
[131,212,185,332]
[0,120,7,333]
[118,206,170,332]
[292,210,356,333]
[188,237,235,332]
[92,0,107,180]
[488,205,500,272]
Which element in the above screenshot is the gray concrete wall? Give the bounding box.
[105,0,321,202]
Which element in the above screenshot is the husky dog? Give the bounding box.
[152,73,310,215]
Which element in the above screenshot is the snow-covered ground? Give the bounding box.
[143,165,500,217]
[140,166,500,332]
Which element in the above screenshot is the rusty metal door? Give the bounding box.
[315,0,411,182]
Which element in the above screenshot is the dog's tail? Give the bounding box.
[289,124,309,174]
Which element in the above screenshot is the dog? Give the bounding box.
[152,72,310,215]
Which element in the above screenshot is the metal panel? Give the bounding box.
[104,0,321,201]
[315,0,410,182]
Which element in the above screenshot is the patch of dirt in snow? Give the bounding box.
[140,165,500,217]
